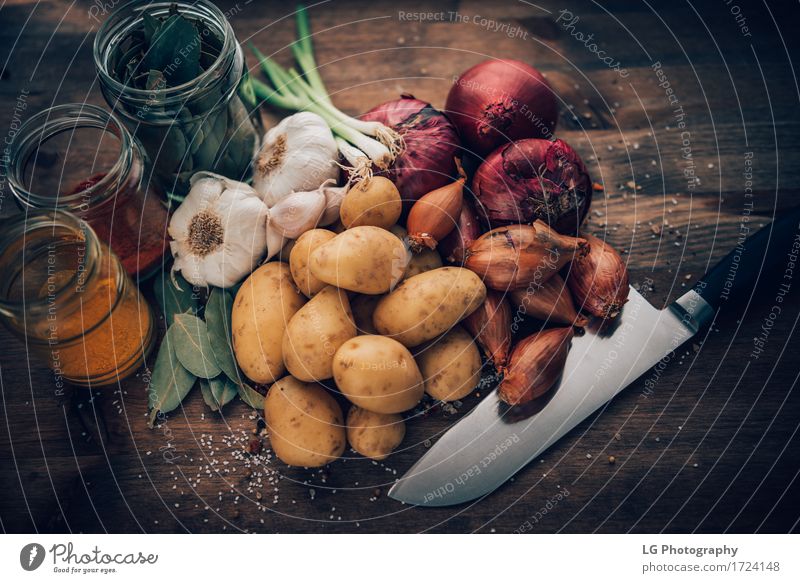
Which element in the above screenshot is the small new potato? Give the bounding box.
[416,325,481,401]
[265,375,346,467]
[309,226,408,294]
[283,286,357,381]
[373,267,487,347]
[290,229,336,298]
[340,176,402,229]
[232,262,306,384]
[403,248,443,280]
[346,406,405,461]
[333,335,424,413]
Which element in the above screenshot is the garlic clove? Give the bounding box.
[498,326,574,406]
[318,180,347,227]
[265,223,289,261]
[267,188,327,240]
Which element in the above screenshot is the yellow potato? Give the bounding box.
[346,406,405,461]
[340,177,402,229]
[309,226,408,294]
[350,294,383,335]
[290,229,336,298]
[333,335,423,413]
[283,286,357,381]
[415,326,482,401]
[265,375,346,467]
[403,248,443,280]
[232,262,306,384]
[373,267,487,347]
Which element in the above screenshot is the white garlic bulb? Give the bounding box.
[252,112,339,207]
[169,172,268,288]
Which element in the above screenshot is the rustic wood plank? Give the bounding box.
[1,0,799,534]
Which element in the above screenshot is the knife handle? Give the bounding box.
[693,206,800,309]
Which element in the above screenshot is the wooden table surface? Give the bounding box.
[1,0,799,533]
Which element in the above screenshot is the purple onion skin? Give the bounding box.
[471,138,592,235]
[360,95,460,203]
[446,59,558,157]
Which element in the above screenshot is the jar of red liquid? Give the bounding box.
[6,104,169,280]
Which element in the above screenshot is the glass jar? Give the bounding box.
[93,0,262,200]
[6,104,170,280]
[0,211,155,387]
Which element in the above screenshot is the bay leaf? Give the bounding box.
[205,287,238,380]
[238,380,266,410]
[172,313,221,379]
[148,326,197,427]
[209,375,238,408]
[199,378,219,412]
[153,268,198,325]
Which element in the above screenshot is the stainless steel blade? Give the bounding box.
[389,287,713,506]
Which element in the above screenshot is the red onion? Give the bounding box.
[472,138,592,235]
[439,197,481,264]
[360,95,460,202]
[445,59,558,157]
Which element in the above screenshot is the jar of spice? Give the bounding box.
[93,0,262,200]
[6,104,169,280]
[0,211,155,387]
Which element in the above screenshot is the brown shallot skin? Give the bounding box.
[464,220,589,291]
[566,232,629,320]
[406,160,466,253]
[509,274,589,327]
[462,290,512,371]
[439,197,481,264]
[498,327,574,406]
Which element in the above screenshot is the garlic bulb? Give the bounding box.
[169,172,268,288]
[253,112,339,207]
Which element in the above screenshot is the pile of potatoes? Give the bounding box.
[231,177,487,467]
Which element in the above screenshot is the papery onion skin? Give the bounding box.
[472,138,592,235]
[499,326,574,406]
[446,59,558,156]
[508,274,588,327]
[439,197,482,264]
[566,232,630,320]
[360,95,460,203]
[464,221,589,291]
[462,290,512,371]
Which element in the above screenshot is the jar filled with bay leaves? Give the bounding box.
[93,0,262,201]
[0,211,155,387]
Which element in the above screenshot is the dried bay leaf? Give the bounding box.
[148,326,196,427]
[210,375,238,408]
[173,313,222,379]
[205,287,238,380]
[153,268,198,324]
[238,380,266,410]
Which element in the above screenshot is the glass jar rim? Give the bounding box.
[0,210,102,312]
[6,103,133,210]
[93,0,236,105]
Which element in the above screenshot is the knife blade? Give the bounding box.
[389,287,711,506]
[389,208,800,507]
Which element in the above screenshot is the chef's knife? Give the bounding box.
[389,208,800,506]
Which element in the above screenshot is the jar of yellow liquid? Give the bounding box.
[0,211,154,386]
